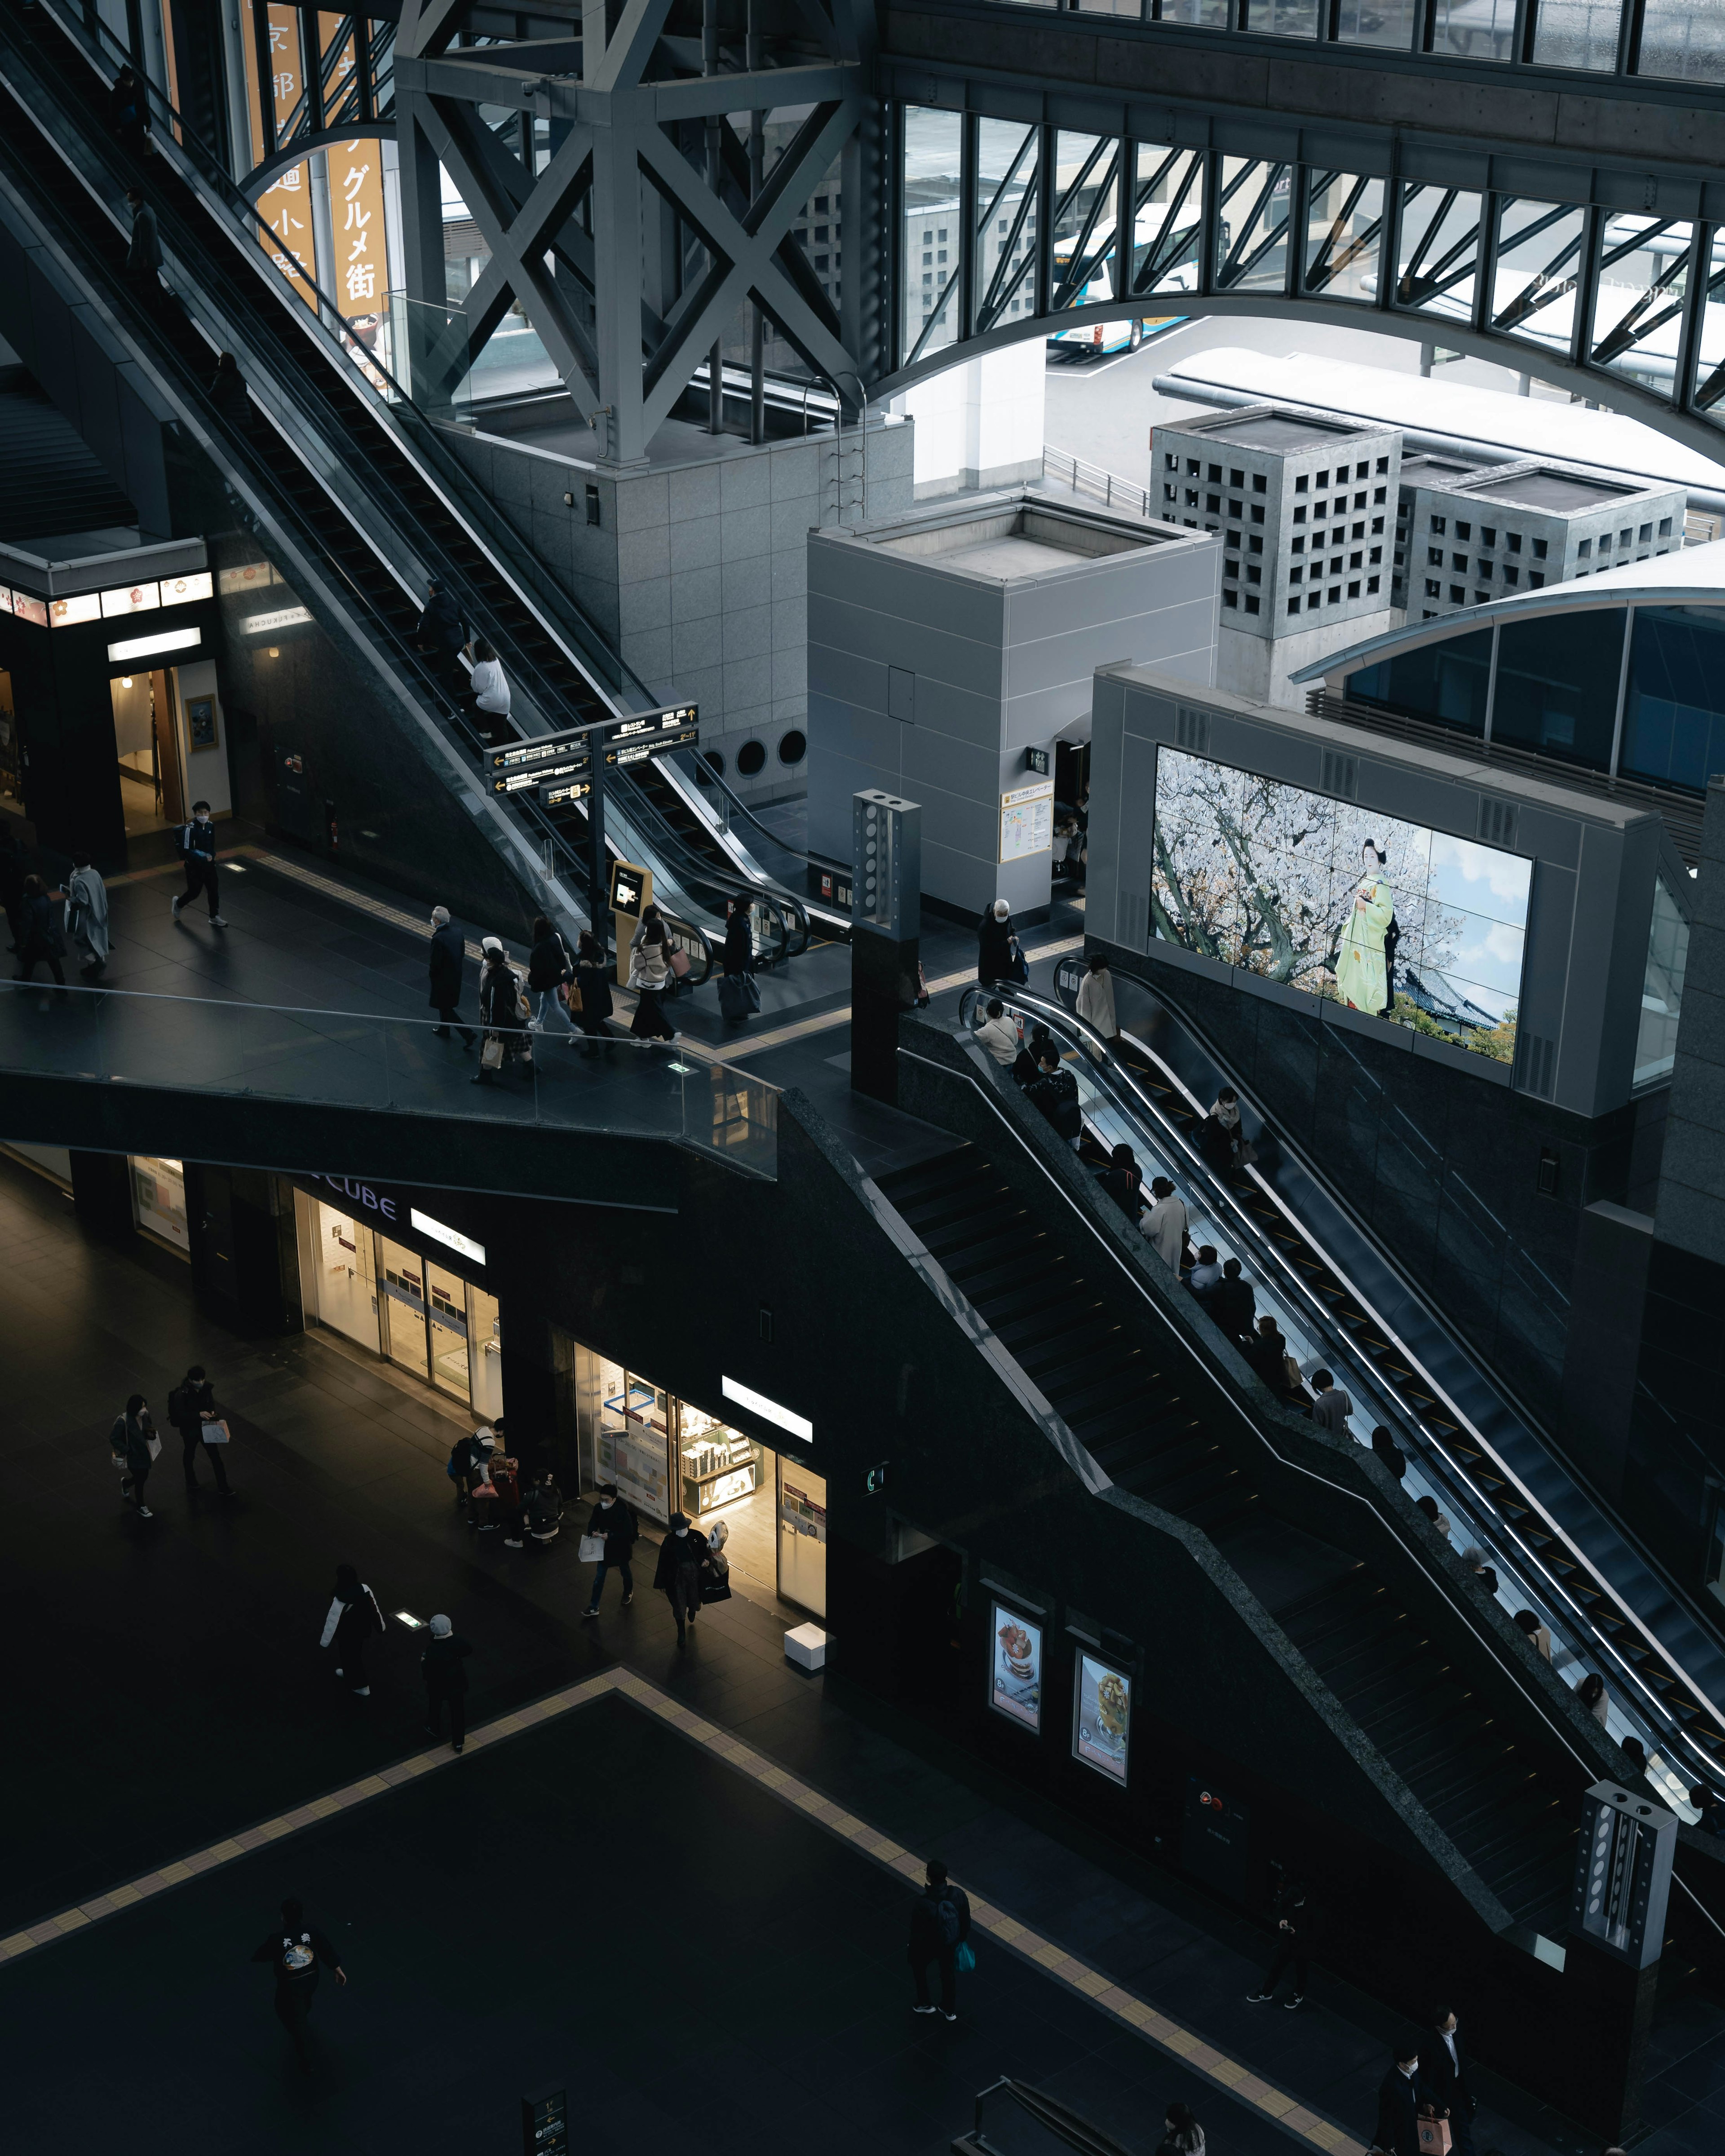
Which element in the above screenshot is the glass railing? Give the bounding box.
[959,984,1717,1818]
[0,981,777,1177]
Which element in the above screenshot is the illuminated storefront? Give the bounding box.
[571,1346,826,1617]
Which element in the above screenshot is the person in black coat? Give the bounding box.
[977,898,1016,985]
[1370,2041,1424,2156]
[252,1896,346,2069]
[422,1614,472,1751]
[170,1363,231,1496]
[1247,1880,1323,2009]
[1097,1142,1146,1224]
[1208,1259,1256,1342]
[1026,1042,1081,1145]
[110,1392,158,1517]
[583,1481,639,1616]
[723,896,753,977]
[907,1858,971,2021]
[13,874,65,984]
[1011,1021,1051,1087]
[320,1564,385,1698]
[413,576,466,694]
[427,906,475,1045]
[653,1512,709,1645]
[526,913,575,1040]
[571,928,614,1058]
[1419,2008,1477,2156]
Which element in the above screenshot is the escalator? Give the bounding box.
[960,969,1725,1831]
[876,1140,1582,1935]
[0,0,821,950]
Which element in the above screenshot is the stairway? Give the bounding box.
[875,1142,1578,1936]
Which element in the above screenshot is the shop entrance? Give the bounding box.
[575,1346,825,1615]
[0,669,20,813]
[295,1194,503,1419]
[110,669,186,836]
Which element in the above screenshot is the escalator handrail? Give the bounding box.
[969,980,1725,1803]
[27,0,651,717]
[908,1021,1621,1808]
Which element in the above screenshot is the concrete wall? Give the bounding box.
[443,417,916,804]
[898,341,1046,497]
[1218,605,1397,711]
[808,504,1219,914]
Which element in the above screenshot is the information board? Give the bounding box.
[999,779,1054,863]
[487,703,699,791]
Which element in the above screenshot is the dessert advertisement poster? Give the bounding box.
[990,1603,1043,1732]
[1073,1651,1131,1784]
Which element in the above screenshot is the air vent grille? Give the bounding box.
[1119,889,1150,950]
[1518,1031,1556,1100]
[1175,706,1211,755]
[1479,796,1517,849]
[1320,748,1358,800]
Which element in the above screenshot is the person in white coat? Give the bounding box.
[1075,951,1119,1047]
[464,638,512,744]
[1145,1175,1190,1272]
[66,853,110,978]
[974,996,1019,1066]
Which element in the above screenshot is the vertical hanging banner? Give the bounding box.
[332,139,388,316]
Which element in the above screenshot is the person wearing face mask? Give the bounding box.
[653,1511,709,1646]
[171,800,227,928]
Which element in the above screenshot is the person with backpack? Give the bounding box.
[582,1480,638,1615]
[908,1858,971,2022]
[526,913,576,1040]
[319,1564,385,1697]
[110,1392,159,1516]
[169,1363,231,1496]
[421,1613,472,1752]
[252,1895,347,2071]
[1155,2104,1206,2156]
[447,1424,495,1513]
[628,918,677,1042]
[170,800,227,928]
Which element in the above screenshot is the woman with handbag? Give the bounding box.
[572,929,613,1058]
[628,919,677,1042]
[581,1480,639,1614]
[473,939,530,1084]
[110,1392,159,1516]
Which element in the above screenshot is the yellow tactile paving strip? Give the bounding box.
[0,1667,1358,2152]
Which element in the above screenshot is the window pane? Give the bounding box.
[1394,185,1482,322]
[1051,133,1119,313]
[1491,608,1626,769]
[1429,0,1516,55]
[1345,625,1493,736]
[1591,216,1692,398]
[1491,198,1585,355]
[1304,171,1386,301]
[1637,0,1725,82]
[1335,0,1418,45]
[1158,0,1232,18]
[1620,605,1725,790]
[1242,0,1319,32]
[1635,875,1691,1087]
[974,119,1040,334]
[1216,159,1291,293]
[902,106,962,367]
[1533,0,1623,69]
[1129,142,1204,298]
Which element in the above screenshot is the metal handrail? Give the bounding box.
[968,2077,1133,2156]
[969,976,1724,1811]
[1041,444,1156,520]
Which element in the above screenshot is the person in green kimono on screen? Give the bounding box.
[1334,839,1393,1014]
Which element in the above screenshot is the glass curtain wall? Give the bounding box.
[1635,875,1690,1088]
[1621,606,1725,790]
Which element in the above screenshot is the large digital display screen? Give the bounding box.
[1150,748,1530,1064]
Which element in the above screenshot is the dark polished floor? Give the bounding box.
[9,1149,1725,2154]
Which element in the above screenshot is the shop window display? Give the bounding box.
[377,1235,430,1383]
[776,1463,827,1618]
[130,1155,189,1252]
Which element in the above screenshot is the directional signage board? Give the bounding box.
[487,705,698,793]
[606,718,699,768]
[488,728,591,795]
[540,776,593,808]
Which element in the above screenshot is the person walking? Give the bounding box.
[427,906,475,1044]
[1247,1880,1322,2010]
[1369,2039,1425,2156]
[124,188,164,300]
[654,1512,709,1644]
[462,638,513,744]
[1419,2006,1477,2156]
[572,928,614,1058]
[907,1858,971,2023]
[13,874,66,983]
[1155,2104,1205,2156]
[171,801,227,927]
[977,898,1017,986]
[628,918,677,1042]
[1075,950,1120,1048]
[413,576,467,696]
[526,914,576,1040]
[319,1564,385,1697]
[974,996,1019,1067]
[66,853,110,979]
[1309,1369,1353,1434]
[473,939,529,1084]
[719,895,757,1025]
[109,1392,158,1517]
[582,1481,639,1616]
[422,1613,472,1752]
[252,1896,346,2070]
[168,1363,232,1496]
[1146,1176,1190,1272]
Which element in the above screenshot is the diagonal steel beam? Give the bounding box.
[395,0,468,61]
[592,0,678,93]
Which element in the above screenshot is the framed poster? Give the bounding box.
[989,1602,1043,1732]
[1072,1650,1131,1785]
[187,697,218,750]
[999,779,1054,863]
